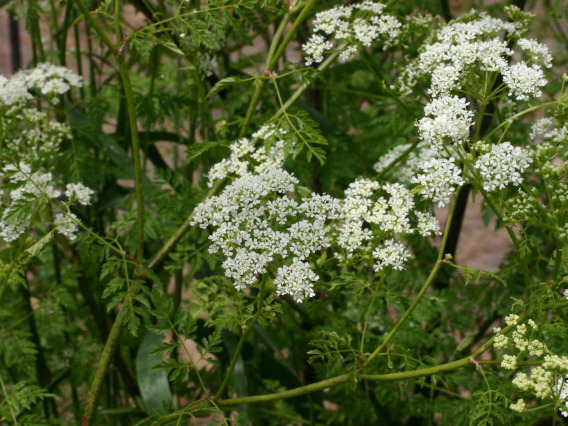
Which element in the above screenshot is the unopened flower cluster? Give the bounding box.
[302,1,401,65]
[493,315,568,416]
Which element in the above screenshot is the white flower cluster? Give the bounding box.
[274,260,318,302]
[10,63,83,104]
[192,167,340,301]
[338,178,440,270]
[502,62,547,101]
[411,157,464,207]
[0,162,94,242]
[372,239,410,271]
[517,38,553,68]
[206,125,289,186]
[65,183,95,206]
[302,1,401,65]
[0,67,78,162]
[415,211,442,237]
[416,96,474,147]
[397,9,549,101]
[195,140,443,298]
[0,75,32,107]
[474,142,533,192]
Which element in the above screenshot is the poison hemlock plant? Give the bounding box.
[0,0,568,425]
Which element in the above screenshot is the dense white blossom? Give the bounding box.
[517,38,553,68]
[206,126,289,186]
[475,142,533,191]
[372,239,411,271]
[396,9,548,102]
[274,259,318,303]
[11,63,83,104]
[411,157,464,207]
[416,96,474,146]
[0,215,28,242]
[302,35,334,66]
[302,2,401,65]
[192,167,336,300]
[366,183,414,233]
[502,62,547,101]
[428,65,461,96]
[0,75,32,106]
[65,183,95,206]
[415,211,441,237]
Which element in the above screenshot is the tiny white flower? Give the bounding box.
[65,183,95,205]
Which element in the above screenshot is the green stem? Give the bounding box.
[365,187,462,364]
[239,0,316,137]
[483,101,557,141]
[73,0,118,55]
[214,281,267,400]
[117,59,145,259]
[273,50,341,120]
[142,312,528,422]
[360,277,382,353]
[28,0,46,64]
[358,48,411,113]
[0,369,18,424]
[267,0,316,71]
[81,306,127,425]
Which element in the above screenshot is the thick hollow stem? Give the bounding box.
[81,307,127,426]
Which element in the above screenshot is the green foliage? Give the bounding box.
[2,0,568,425]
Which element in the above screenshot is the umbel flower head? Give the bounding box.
[397,7,549,101]
[0,162,94,243]
[10,62,83,104]
[474,141,533,192]
[193,127,442,302]
[302,1,401,65]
